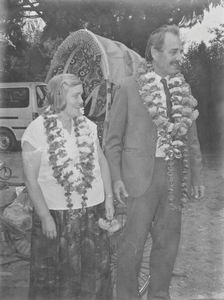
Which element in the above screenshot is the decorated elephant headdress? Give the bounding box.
[46,29,143,145]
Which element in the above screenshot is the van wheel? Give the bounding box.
[0,129,17,152]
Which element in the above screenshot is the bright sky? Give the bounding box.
[181,5,224,48]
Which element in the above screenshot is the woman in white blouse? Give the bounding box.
[22,73,114,300]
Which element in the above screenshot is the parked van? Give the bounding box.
[0,82,47,151]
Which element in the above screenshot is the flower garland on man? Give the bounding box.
[136,60,199,207]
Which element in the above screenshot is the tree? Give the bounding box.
[182,24,224,153]
[1,0,223,82]
[35,0,223,56]
[1,0,223,54]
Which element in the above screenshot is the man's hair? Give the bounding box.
[46,73,82,113]
[145,24,180,62]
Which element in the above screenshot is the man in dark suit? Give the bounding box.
[105,24,205,300]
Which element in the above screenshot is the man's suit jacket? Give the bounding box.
[105,76,203,198]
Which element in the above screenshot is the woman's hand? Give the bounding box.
[97,140,115,221]
[41,214,57,239]
[105,195,114,221]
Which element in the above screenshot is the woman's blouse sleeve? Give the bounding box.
[21,116,45,150]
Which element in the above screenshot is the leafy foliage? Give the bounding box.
[1,0,223,82]
[35,0,223,56]
[182,26,224,153]
[1,0,223,52]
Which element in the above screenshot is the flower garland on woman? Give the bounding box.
[43,106,95,217]
[136,60,199,207]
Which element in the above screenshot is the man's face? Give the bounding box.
[152,32,183,77]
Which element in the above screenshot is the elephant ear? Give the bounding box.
[45,29,109,119]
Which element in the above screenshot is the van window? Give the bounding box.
[0,87,29,108]
[36,85,47,108]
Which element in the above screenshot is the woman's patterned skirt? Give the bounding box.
[29,204,112,300]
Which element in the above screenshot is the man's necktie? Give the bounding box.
[161,78,172,121]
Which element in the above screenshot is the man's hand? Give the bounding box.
[113,180,128,205]
[191,185,205,200]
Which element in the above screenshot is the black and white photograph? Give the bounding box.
[0,0,224,299]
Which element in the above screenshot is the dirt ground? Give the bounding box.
[0,151,224,300]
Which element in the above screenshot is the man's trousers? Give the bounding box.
[116,158,182,300]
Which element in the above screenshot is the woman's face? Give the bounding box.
[63,84,84,118]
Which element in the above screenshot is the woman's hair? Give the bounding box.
[145,24,180,62]
[46,73,82,113]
